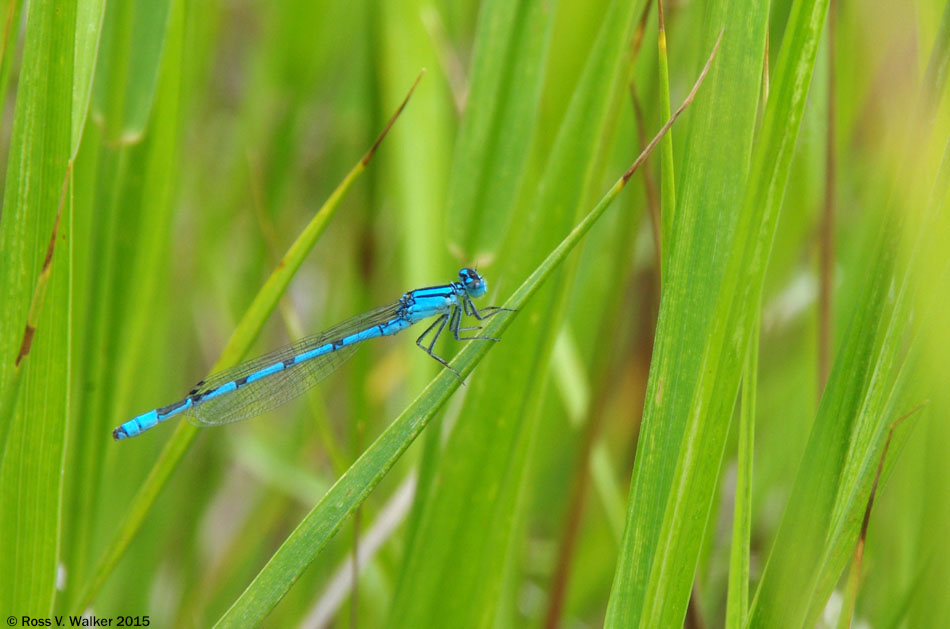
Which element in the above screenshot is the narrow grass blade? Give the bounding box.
[74,72,422,611]
[61,0,181,608]
[726,317,757,629]
[92,0,173,144]
[656,0,675,274]
[213,47,715,628]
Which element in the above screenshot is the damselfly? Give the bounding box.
[113,268,510,440]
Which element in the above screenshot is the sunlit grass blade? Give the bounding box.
[750,20,950,625]
[606,0,774,623]
[213,56,714,627]
[607,0,837,623]
[73,71,424,612]
[656,0,675,274]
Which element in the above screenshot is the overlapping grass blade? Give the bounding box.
[388,0,644,624]
[61,0,178,609]
[749,13,950,625]
[606,0,830,623]
[726,319,757,628]
[445,0,555,260]
[213,42,714,626]
[92,0,173,143]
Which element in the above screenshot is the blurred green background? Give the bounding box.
[0,0,948,627]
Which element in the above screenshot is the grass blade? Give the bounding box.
[0,0,87,615]
[606,0,773,622]
[726,317,757,628]
[750,17,950,625]
[73,72,423,611]
[213,54,714,627]
[445,0,556,260]
[388,0,643,623]
[606,0,833,621]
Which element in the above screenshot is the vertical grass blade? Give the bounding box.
[605,0,771,624]
[389,0,642,624]
[62,0,178,609]
[92,0,173,143]
[445,0,556,260]
[750,17,950,626]
[726,318,757,629]
[656,0,675,274]
[0,0,88,615]
[606,0,832,621]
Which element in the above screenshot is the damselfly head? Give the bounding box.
[459,267,487,298]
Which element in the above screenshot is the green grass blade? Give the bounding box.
[74,73,421,612]
[749,17,950,627]
[388,0,643,623]
[726,317,757,629]
[213,44,713,627]
[445,0,556,260]
[656,0,675,274]
[0,0,24,129]
[71,0,106,155]
[607,0,833,622]
[605,0,773,623]
[92,0,173,143]
[0,0,82,615]
[61,0,180,608]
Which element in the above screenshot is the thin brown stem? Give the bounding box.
[838,402,928,629]
[362,69,425,166]
[622,29,722,185]
[631,0,656,61]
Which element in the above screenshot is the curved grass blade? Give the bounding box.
[213,52,716,627]
[73,71,424,612]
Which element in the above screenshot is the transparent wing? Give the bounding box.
[186,301,403,427]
